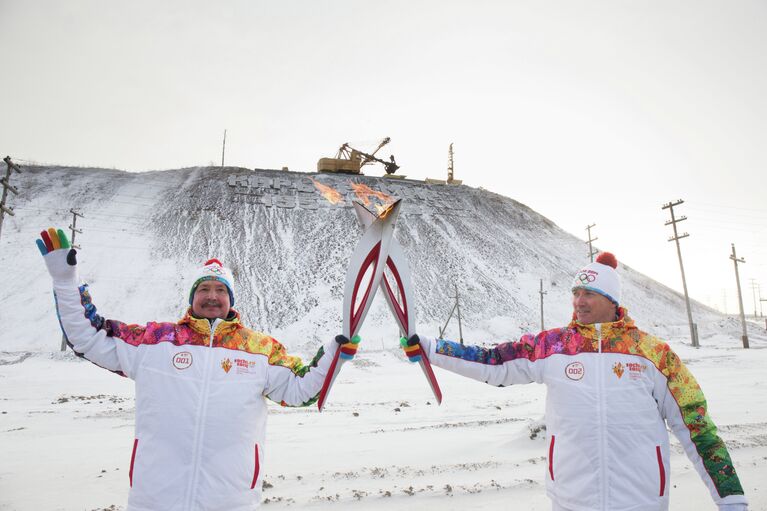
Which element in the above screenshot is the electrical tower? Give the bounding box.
[0,156,22,245]
[585,224,598,262]
[662,199,698,347]
[729,244,749,348]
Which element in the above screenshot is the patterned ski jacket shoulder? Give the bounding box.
[423,308,747,511]
[52,274,337,511]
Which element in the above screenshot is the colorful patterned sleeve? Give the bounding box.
[263,338,334,407]
[427,329,566,386]
[53,283,148,379]
[652,341,747,506]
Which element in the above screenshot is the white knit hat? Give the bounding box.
[571,252,621,305]
[188,258,235,306]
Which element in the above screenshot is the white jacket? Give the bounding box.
[420,309,747,511]
[45,249,337,511]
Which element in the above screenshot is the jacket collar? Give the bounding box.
[179,308,241,336]
[568,306,636,337]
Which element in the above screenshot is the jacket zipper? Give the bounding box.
[596,323,607,511]
[183,319,221,510]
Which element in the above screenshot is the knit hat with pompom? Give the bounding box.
[571,252,621,305]
[188,259,235,306]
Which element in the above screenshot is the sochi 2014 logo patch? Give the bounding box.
[626,361,647,380]
[612,362,625,379]
[565,361,585,380]
[234,358,257,374]
[172,351,193,370]
[221,358,233,373]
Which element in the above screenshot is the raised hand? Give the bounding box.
[36,227,78,280]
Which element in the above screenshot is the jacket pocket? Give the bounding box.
[656,445,665,496]
[548,435,556,481]
[250,443,261,489]
[129,438,139,487]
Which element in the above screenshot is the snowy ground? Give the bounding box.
[1,329,766,511]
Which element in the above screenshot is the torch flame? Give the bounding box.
[310,178,344,205]
[350,182,395,213]
[376,202,397,219]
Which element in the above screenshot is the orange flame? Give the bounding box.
[350,182,394,209]
[310,178,344,205]
[376,201,397,219]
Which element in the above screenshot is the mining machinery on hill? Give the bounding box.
[318,137,399,175]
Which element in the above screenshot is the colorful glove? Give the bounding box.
[400,334,422,363]
[335,334,361,360]
[36,227,78,280]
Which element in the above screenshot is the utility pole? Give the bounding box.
[0,156,22,245]
[454,284,463,345]
[585,223,598,262]
[539,279,547,331]
[729,244,749,349]
[221,129,227,167]
[749,279,758,318]
[438,283,464,344]
[68,209,83,249]
[447,143,454,184]
[662,200,698,347]
[61,209,84,351]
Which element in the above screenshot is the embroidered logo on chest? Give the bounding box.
[221,358,233,373]
[613,361,647,380]
[172,352,193,370]
[234,358,257,374]
[625,361,647,380]
[565,361,585,380]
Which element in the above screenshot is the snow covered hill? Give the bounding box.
[2,165,765,511]
[0,165,750,352]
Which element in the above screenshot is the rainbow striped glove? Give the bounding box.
[400,334,422,363]
[336,334,361,360]
[36,227,78,280]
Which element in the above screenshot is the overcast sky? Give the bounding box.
[1,0,765,317]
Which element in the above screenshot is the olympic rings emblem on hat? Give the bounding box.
[577,272,596,284]
[206,266,224,275]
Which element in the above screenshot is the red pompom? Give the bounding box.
[204,258,223,267]
[596,252,618,269]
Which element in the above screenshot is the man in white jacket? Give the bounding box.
[37,227,354,511]
[405,252,748,511]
